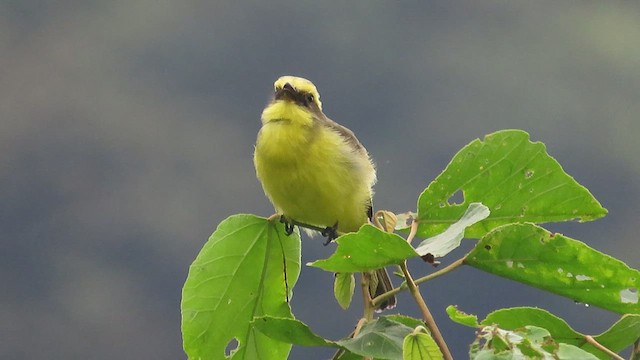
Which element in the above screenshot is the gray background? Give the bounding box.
[2,1,639,359]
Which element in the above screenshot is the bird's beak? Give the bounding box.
[275,83,296,101]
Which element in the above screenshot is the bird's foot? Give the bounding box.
[279,215,295,236]
[321,222,339,245]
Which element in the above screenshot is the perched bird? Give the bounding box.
[254,75,395,311]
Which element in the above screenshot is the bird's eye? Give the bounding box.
[306,94,314,103]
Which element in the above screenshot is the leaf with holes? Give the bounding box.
[481,307,581,345]
[465,223,640,314]
[446,305,479,328]
[181,215,301,360]
[481,307,640,359]
[416,129,607,238]
[470,325,599,360]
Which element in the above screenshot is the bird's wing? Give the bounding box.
[317,112,368,154]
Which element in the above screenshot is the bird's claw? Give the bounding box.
[280,215,295,236]
[321,223,339,245]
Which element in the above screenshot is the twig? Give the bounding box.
[399,261,453,360]
[371,257,465,308]
[415,258,465,286]
[584,335,623,360]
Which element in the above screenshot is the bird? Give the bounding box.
[253,75,395,311]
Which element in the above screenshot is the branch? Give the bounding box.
[399,261,453,360]
[414,258,465,286]
[584,335,623,360]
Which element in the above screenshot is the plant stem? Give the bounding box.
[360,272,375,321]
[415,258,465,285]
[584,336,623,360]
[371,257,465,308]
[399,261,453,360]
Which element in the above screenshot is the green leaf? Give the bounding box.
[336,317,414,360]
[181,215,301,360]
[466,223,640,314]
[334,350,365,360]
[251,316,336,347]
[334,272,355,310]
[481,308,640,359]
[556,344,600,360]
[386,315,427,330]
[482,307,581,344]
[592,314,640,356]
[417,129,607,238]
[470,325,599,360]
[309,224,418,272]
[446,305,479,328]
[415,203,490,258]
[403,328,443,360]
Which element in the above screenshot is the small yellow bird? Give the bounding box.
[254,75,395,311]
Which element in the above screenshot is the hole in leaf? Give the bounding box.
[447,190,464,205]
[524,169,534,179]
[226,338,239,357]
[620,288,639,304]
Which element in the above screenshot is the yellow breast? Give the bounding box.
[254,102,375,233]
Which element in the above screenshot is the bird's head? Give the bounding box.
[273,76,322,111]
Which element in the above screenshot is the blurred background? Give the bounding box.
[2,1,639,358]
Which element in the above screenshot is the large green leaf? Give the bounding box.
[417,130,607,238]
[466,223,640,314]
[309,225,417,272]
[181,215,301,360]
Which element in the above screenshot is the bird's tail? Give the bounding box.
[371,267,396,312]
